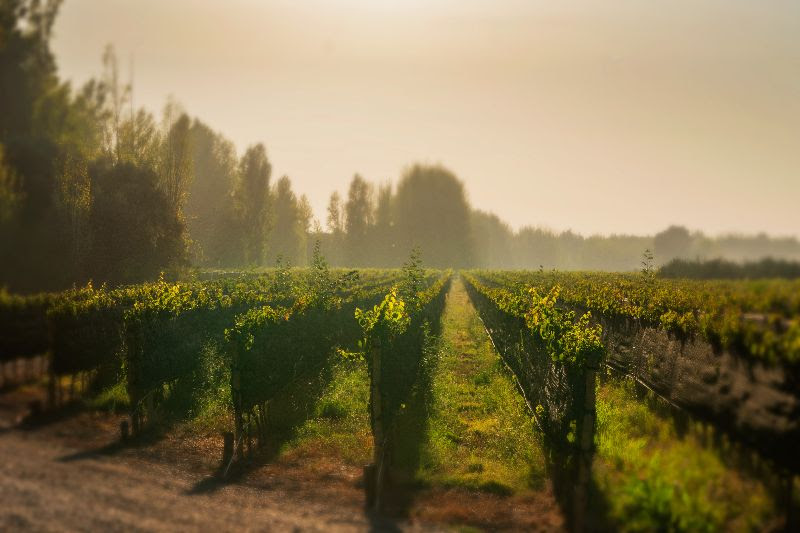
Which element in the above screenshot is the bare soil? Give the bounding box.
[0,387,393,532]
[0,383,563,532]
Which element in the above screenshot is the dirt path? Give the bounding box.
[0,386,433,532]
[0,429,360,531]
[405,277,564,531]
[0,424,397,532]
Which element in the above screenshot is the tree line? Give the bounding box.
[2,1,799,293]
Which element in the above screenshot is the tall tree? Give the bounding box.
[184,120,240,266]
[471,210,513,269]
[0,145,22,223]
[654,225,693,265]
[393,165,473,268]
[344,174,373,266]
[370,182,394,266]
[118,108,160,169]
[87,160,186,285]
[298,194,314,235]
[267,176,305,266]
[325,190,345,265]
[0,0,62,142]
[234,143,271,265]
[0,0,84,291]
[99,44,130,160]
[326,191,344,234]
[159,107,193,213]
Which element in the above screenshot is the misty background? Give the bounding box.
[1,0,799,293]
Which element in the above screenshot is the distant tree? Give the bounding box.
[393,165,473,268]
[325,191,345,265]
[98,44,131,160]
[159,106,193,213]
[660,257,800,280]
[267,176,306,266]
[344,174,373,266]
[370,182,394,266]
[87,160,186,285]
[298,194,314,235]
[471,210,513,268]
[472,211,507,266]
[654,225,692,265]
[513,227,559,270]
[118,109,160,168]
[234,143,271,265]
[55,152,91,276]
[0,145,22,223]
[184,120,240,266]
[326,191,344,234]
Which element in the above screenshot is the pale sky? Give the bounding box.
[52,0,800,238]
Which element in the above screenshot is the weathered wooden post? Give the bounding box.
[573,357,599,532]
[130,398,140,436]
[231,344,244,461]
[222,431,234,467]
[245,413,253,459]
[46,321,56,410]
[47,368,57,410]
[145,392,154,428]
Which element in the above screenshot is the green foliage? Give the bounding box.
[344,174,373,266]
[393,165,473,268]
[468,270,800,365]
[288,361,372,465]
[594,379,775,531]
[47,281,127,378]
[235,144,271,265]
[354,264,452,474]
[462,273,605,368]
[400,247,425,308]
[0,288,52,362]
[462,271,604,511]
[660,256,800,280]
[355,287,411,342]
[86,381,129,413]
[265,175,310,267]
[225,268,410,415]
[89,160,188,285]
[523,286,604,366]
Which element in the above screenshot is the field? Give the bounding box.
[1,266,798,531]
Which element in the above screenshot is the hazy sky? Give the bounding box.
[52,0,800,238]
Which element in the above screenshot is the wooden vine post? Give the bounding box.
[231,343,244,461]
[46,320,56,410]
[370,335,385,510]
[573,356,599,532]
[127,330,142,436]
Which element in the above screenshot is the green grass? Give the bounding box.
[85,381,129,412]
[283,359,372,465]
[418,277,547,493]
[593,375,777,532]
